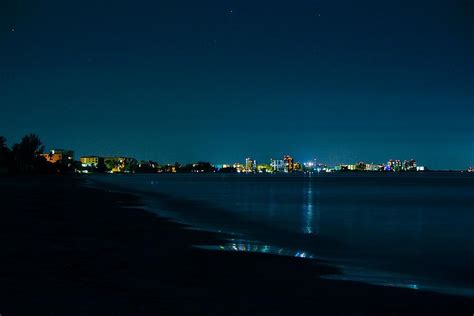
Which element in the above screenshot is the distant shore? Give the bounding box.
[0,175,472,315]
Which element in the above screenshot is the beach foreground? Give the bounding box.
[0,176,472,315]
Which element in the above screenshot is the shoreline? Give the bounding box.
[0,175,472,315]
[88,173,474,298]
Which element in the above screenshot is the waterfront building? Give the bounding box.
[394,160,403,171]
[293,162,302,171]
[270,159,284,172]
[303,161,314,171]
[365,163,382,171]
[245,158,256,173]
[256,164,272,173]
[404,159,417,171]
[355,162,367,171]
[80,156,101,167]
[41,149,74,166]
[161,164,177,173]
[233,163,245,173]
[337,164,357,171]
[283,155,294,173]
[386,159,403,171]
[104,157,137,173]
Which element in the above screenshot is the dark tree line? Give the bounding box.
[178,162,215,173]
[0,134,55,174]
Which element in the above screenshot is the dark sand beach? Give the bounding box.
[0,175,472,315]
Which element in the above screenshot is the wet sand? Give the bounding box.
[0,175,472,315]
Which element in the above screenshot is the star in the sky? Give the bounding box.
[11,28,15,32]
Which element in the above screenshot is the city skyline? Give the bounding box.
[2,134,471,171]
[1,1,473,169]
[39,145,432,172]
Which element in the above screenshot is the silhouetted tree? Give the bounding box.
[104,159,118,172]
[217,167,237,173]
[0,136,6,149]
[96,158,106,173]
[11,134,47,174]
[178,161,215,173]
[0,136,10,174]
[136,161,159,173]
[123,158,138,173]
[355,162,366,172]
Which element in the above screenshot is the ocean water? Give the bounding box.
[90,173,474,297]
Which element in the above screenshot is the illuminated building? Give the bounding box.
[41,152,62,164]
[355,162,367,171]
[387,159,394,168]
[233,163,245,173]
[394,160,402,171]
[270,159,284,172]
[293,162,302,171]
[104,157,137,173]
[403,159,417,171]
[245,158,256,173]
[386,159,402,171]
[41,149,74,166]
[365,163,382,171]
[303,161,315,171]
[337,164,356,171]
[385,159,417,171]
[256,164,272,173]
[164,164,177,173]
[283,155,294,173]
[104,157,126,173]
[80,156,101,167]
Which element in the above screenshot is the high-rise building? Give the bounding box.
[245,158,256,173]
[270,159,284,172]
[283,155,294,173]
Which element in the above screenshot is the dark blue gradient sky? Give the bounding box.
[1,1,473,168]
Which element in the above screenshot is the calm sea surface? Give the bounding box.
[91,173,474,296]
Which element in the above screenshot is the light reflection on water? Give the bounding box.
[197,240,474,297]
[195,239,315,259]
[302,180,321,235]
[90,174,474,297]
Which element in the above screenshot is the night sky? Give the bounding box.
[1,1,473,169]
